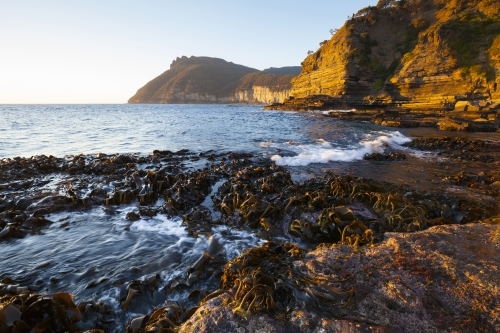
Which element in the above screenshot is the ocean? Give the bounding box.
[0,104,410,162]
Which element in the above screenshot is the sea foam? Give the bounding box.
[130,215,187,237]
[271,131,411,166]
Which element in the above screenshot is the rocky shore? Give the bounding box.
[1,134,500,332]
[264,99,500,133]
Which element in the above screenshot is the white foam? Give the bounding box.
[96,287,121,314]
[271,131,411,166]
[396,144,437,159]
[130,215,187,237]
[160,268,184,283]
[322,109,356,115]
[211,226,265,260]
[259,140,275,148]
[316,139,330,146]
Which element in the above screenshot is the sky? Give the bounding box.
[0,0,376,104]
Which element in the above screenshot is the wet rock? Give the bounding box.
[437,119,469,131]
[14,196,33,210]
[2,148,500,332]
[110,154,135,165]
[364,152,407,161]
[289,310,394,333]
[126,211,141,221]
[334,206,355,221]
[404,136,487,152]
[176,223,499,333]
[490,181,500,190]
[0,225,26,240]
[0,199,14,212]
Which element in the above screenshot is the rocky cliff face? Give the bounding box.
[230,71,296,104]
[128,56,298,104]
[280,0,500,111]
[231,86,292,104]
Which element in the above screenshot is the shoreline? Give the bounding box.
[265,103,500,133]
[1,134,500,332]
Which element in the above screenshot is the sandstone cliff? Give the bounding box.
[276,0,500,111]
[128,56,299,104]
[231,71,297,104]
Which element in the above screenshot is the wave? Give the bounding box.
[322,109,356,115]
[270,131,411,166]
[130,215,187,237]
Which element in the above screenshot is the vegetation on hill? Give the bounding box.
[263,66,301,75]
[236,72,296,92]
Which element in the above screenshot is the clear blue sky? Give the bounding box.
[0,0,375,103]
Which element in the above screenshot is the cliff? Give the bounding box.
[272,0,500,111]
[231,71,297,104]
[128,56,299,104]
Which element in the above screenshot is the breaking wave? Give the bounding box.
[270,131,411,166]
[130,215,187,237]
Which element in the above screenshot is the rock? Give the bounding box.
[335,206,355,221]
[454,101,469,112]
[14,196,33,210]
[488,102,500,110]
[381,120,400,127]
[289,311,394,333]
[177,224,500,332]
[178,296,287,333]
[478,171,488,182]
[437,119,469,131]
[0,199,14,212]
[490,181,500,190]
[126,211,141,221]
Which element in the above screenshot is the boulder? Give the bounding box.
[437,119,469,131]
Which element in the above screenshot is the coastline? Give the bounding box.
[4,0,500,331]
[264,99,500,133]
[1,129,500,332]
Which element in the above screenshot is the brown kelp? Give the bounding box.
[0,288,81,332]
[208,163,496,247]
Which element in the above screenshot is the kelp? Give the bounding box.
[208,164,497,247]
[0,291,81,333]
[218,241,356,319]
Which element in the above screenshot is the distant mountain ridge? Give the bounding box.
[128,56,300,104]
[263,66,302,75]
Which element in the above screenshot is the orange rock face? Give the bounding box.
[288,0,500,111]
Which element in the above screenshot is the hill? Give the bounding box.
[128,56,298,104]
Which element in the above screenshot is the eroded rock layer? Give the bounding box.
[274,0,500,111]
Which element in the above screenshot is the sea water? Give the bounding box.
[0,104,410,162]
